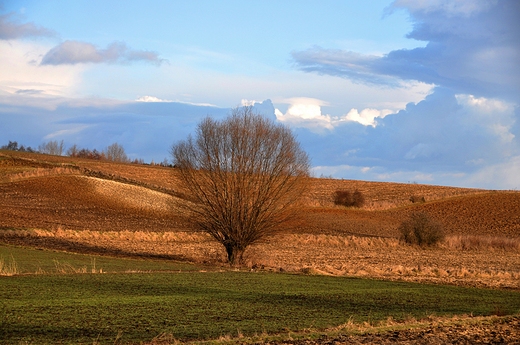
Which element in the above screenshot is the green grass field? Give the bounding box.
[1,245,520,344]
[0,244,202,274]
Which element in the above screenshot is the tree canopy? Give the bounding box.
[171,107,310,264]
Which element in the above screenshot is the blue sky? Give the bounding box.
[1,0,519,189]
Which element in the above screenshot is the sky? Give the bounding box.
[1,0,519,189]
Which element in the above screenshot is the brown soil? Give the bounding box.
[0,175,187,232]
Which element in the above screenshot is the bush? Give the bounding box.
[399,212,444,247]
[409,195,426,203]
[334,189,365,208]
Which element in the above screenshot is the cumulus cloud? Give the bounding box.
[288,87,519,187]
[275,97,393,130]
[275,98,334,132]
[371,88,517,166]
[41,40,164,66]
[343,108,393,127]
[287,0,520,188]
[136,96,173,103]
[293,1,520,101]
[0,13,55,40]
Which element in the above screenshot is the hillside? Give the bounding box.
[1,150,519,238]
[2,150,520,289]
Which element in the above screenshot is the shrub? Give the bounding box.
[334,189,365,208]
[399,212,444,247]
[409,195,426,203]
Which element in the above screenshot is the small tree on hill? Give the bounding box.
[171,107,310,265]
[2,141,19,151]
[39,140,64,156]
[399,212,444,247]
[334,189,365,208]
[104,143,129,162]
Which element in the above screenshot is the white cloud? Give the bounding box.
[240,99,257,106]
[456,94,513,114]
[43,126,91,140]
[41,40,164,66]
[275,97,333,131]
[0,13,55,39]
[0,40,85,108]
[456,94,516,145]
[391,0,497,17]
[275,96,396,130]
[465,155,520,189]
[135,95,218,107]
[293,1,520,102]
[313,157,520,189]
[343,108,393,127]
[136,96,173,103]
[311,164,435,183]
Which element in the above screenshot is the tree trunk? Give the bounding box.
[224,242,244,266]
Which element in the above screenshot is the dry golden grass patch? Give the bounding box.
[445,234,520,251]
[6,167,80,182]
[0,254,19,276]
[142,315,520,345]
[86,176,180,212]
[245,233,520,289]
[7,228,517,289]
[10,228,226,263]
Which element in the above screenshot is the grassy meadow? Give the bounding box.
[1,245,520,344]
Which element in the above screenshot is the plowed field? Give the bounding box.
[0,175,186,232]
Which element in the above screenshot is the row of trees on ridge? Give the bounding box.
[1,140,145,164]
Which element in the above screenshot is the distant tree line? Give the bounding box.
[1,141,37,153]
[0,140,172,166]
[66,143,130,163]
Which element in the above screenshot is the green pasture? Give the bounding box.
[0,245,201,274]
[1,245,519,344]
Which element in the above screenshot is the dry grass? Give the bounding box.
[0,254,19,276]
[140,314,520,345]
[245,233,520,289]
[3,228,226,264]
[7,167,80,182]
[445,235,520,251]
[3,229,518,289]
[87,176,179,212]
[52,258,104,274]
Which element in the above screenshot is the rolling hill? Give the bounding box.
[1,150,519,238]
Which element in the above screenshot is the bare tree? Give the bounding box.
[104,143,129,162]
[38,140,64,156]
[66,144,79,157]
[171,107,310,264]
